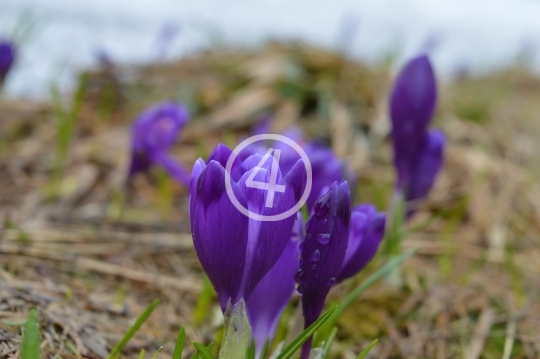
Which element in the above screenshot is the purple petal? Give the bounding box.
[247,216,301,356]
[190,160,249,310]
[238,160,307,301]
[390,55,437,189]
[131,101,189,154]
[297,181,351,326]
[151,152,191,186]
[0,40,16,83]
[304,142,349,210]
[405,129,445,213]
[337,204,386,282]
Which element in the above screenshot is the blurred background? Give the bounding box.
[3,1,540,359]
[2,0,540,97]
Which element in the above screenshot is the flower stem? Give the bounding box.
[219,299,251,359]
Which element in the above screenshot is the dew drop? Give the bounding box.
[295,268,304,282]
[299,256,304,266]
[296,285,303,295]
[327,277,336,287]
[318,233,331,244]
[314,192,331,216]
[311,249,321,262]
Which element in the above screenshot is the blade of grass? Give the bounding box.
[259,339,270,359]
[172,326,186,359]
[275,306,337,359]
[317,249,416,341]
[321,327,338,358]
[107,299,160,359]
[138,349,145,359]
[193,342,214,359]
[151,346,163,359]
[355,339,378,359]
[245,338,256,359]
[20,309,41,359]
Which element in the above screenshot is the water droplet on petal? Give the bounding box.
[311,249,321,262]
[318,233,331,244]
[327,277,336,287]
[295,268,304,282]
[299,256,304,265]
[296,285,303,295]
[314,192,331,216]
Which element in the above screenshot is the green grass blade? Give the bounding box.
[107,299,160,359]
[259,339,270,359]
[172,326,186,359]
[193,341,214,359]
[321,327,338,358]
[20,309,41,359]
[355,339,378,359]
[245,338,255,359]
[150,346,163,359]
[138,349,145,359]
[275,306,336,359]
[317,248,416,340]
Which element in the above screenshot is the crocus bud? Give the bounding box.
[0,40,16,85]
[390,54,443,210]
[337,204,386,282]
[296,182,351,359]
[405,129,444,213]
[189,144,307,311]
[247,213,302,357]
[129,101,190,186]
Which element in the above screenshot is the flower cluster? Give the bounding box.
[128,101,191,186]
[185,53,443,358]
[0,40,16,85]
[189,140,385,357]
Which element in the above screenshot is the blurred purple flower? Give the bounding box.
[0,40,16,84]
[390,54,444,211]
[296,182,351,359]
[247,213,302,357]
[128,101,190,186]
[269,128,353,210]
[189,144,307,311]
[337,204,386,282]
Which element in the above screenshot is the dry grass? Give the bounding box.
[1,41,540,358]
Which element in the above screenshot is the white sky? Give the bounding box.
[2,0,540,98]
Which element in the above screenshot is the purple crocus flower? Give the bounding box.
[189,144,307,312]
[247,213,302,357]
[390,54,444,211]
[337,204,386,282]
[296,181,351,359]
[0,40,16,84]
[271,129,352,210]
[129,101,190,186]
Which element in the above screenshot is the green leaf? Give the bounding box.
[275,306,337,359]
[150,346,163,359]
[193,341,215,359]
[259,339,270,359]
[138,349,146,359]
[322,327,338,358]
[355,339,378,359]
[107,299,159,359]
[245,338,256,359]
[317,249,416,340]
[172,326,186,359]
[20,309,41,359]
